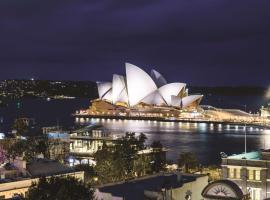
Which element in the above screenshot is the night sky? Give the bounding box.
[0,0,270,86]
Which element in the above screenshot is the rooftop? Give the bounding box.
[97,172,206,200]
[72,124,105,134]
[0,159,78,184]
[226,151,261,160]
[27,159,75,177]
[224,149,270,161]
[137,147,168,155]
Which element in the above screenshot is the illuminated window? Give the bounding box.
[248,170,261,181]
[229,168,234,178]
[228,168,241,179]
[255,170,260,181]
[249,170,254,180]
[235,168,241,179]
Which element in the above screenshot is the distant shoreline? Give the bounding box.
[0,80,267,100]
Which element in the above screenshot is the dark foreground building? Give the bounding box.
[0,158,84,199]
[96,172,208,200]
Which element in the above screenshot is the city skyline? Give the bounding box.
[0,0,270,86]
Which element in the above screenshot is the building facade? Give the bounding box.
[69,124,116,165]
[261,106,270,118]
[221,150,270,200]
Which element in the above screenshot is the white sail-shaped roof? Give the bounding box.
[141,90,166,105]
[97,82,112,99]
[96,63,203,108]
[151,69,167,88]
[171,95,182,107]
[182,95,203,109]
[125,63,157,106]
[158,83,186,106]
[102,89,112,102]
[112,74,128,104]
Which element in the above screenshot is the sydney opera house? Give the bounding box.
[87,63,203,118]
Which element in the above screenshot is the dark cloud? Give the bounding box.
[0,0,269,86]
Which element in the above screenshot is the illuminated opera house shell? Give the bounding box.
[97,63,203,109]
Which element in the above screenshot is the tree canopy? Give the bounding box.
[94,132,166,184]
[178,152,198,173]
[12,118,28,136]
[24,176,94,200]
[150,141,165,173]
[1,136,50,162]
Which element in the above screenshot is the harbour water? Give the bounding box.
[0,96,269,165]
[78,117,270,165]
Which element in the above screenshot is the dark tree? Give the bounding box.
[23,136,50,161]
[1,136,51,163]
[4,139,28,161]
[75,164,96,183]
[24,176,94,200]
[0,146,6,164]
[151,141,163,149]
[12,119,28,136]
[94,144,124,183]
[94,132,150,183]
[137,133,147,150]
[116,132,138,175]
[178,152,198,173]
[150,141,166,173]
[35,136,50,158]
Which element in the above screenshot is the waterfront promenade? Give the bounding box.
[74,112,270,129]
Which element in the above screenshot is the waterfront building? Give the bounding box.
[202,105,258,123]
[96,172,208,200]
[83,63,203,118]
[261,105,270,118]
[221,150,270,200]
[69,124,116,165]
[0,158,84,199]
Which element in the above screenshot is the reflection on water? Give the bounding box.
[78,118,270,165]
[1,98,269,165]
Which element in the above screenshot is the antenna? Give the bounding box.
[244,105,247,155]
